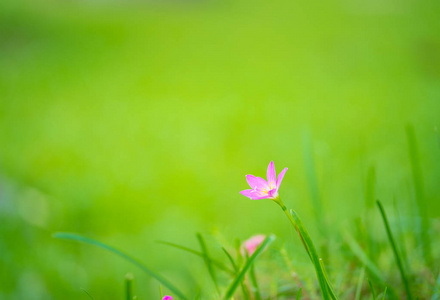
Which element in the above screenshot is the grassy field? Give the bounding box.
[0,0,439,299]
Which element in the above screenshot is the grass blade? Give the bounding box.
[222,247,238,272]
[80,288,94,300]
[157,240,233,274]
[196,233,220,294]
[319,258,338,300]
[368,278,376,300]
[249,262,261,300]
[289,209,334,300]
[222,247,250,300]
[382,287,388,300]
[406,124,432,267]
[53,232,188,300]
[296,287,302,300]
[223,235,275,299]
[354,267,365,300]
[377,201,412,300]
[125,273,134,300]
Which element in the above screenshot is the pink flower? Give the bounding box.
[163,296,173,300]
[242,234,266,256]
[240,161,288,200]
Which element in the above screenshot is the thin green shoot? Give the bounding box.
[222,247,250,300]
[288,208,334,300]
[196,233,220,295]
[159,286,164,298]
[354,267,365,300]
[249,258,261,300]
[382,287,388,300]
[157,240,233,274]
[319,258,338,300]
[221,247,238,272]
[223,235,275,299]
[125,273,134,300]
[377,201,412,300]
[367,278,376,300]
[296,288,302,300]
[80,288,94,300]
[53,232,189,300]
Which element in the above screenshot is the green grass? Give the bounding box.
[0,0,440,298]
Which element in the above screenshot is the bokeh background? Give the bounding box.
[1,0,439,298]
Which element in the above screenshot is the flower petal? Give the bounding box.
[246,175,269,189]
[267,161,276,185]
[276,168,288,191]
[240,189,255,199]
[250,195,271,200]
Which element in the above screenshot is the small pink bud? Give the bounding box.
[242,234,266,256]
[163,296,173,300]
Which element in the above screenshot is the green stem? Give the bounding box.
[275,200,311,260]
[273,198,336,300]
[377,200,412,300]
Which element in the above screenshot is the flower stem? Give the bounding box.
[273,198,311,259]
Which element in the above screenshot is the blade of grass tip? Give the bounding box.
[53,232,189,300]
[125,273,134,300]
[354,267,365,300]
[289,209,333,300]
[222,247,238,272]
[222,247,251,300]
[377,201,412,300]
[296,287,302,300]
[157,241,234,274]
[368,279,376,300]
[382,287,387,300]
[196,233,220,295]
[80,288,94,300]
[406,124,433,267]
[223,235,275,300]
[319,258,338,300]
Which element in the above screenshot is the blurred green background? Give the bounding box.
[0,0,439,298]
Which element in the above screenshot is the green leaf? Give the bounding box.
[196,233,220,294]
[53,232,188,300]
[296,288,302,300]
[367,278,376,300]
[157,240,233,274]
[382,287,388,300]
[289,209,333,300]
[377,201,412,300]
[354,267,365,300]
[249,260,261,300]
[222,247,250,300]
[223,235,275,299]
